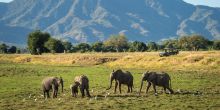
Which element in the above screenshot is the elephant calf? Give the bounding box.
[70,82,79,97]
[70,75,91,97]
[139,71,174,95]
[42,77,63,98]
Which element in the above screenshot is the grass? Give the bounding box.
[0,52,220,110]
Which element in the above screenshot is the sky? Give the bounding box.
[183,0,220,7]
[0,0,220,7]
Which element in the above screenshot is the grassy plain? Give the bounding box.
[0,51,220,110]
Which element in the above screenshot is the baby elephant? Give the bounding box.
[139,71,174,95]
[42,77,63,99]
[69,82,78,97]
[70,75,91,98]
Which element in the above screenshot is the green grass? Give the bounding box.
[0,60,220,109]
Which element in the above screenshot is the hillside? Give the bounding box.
[0,0,220,45]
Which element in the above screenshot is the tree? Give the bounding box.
[147,42,158,51]
[27,30,50,55]
[179,35,209,51]
[162,39,179,49]
[62,41,72,53]
[44,38,64,53]
[189,35,208,51]
[16,48,21,54]
[129,41,147,52]
[76,43,91,53]
[178,36,191,50]
[104,35,129,52]
[8,46,17,53]
[213,40,220,50]
[0,43,8,53]
[91,42,104,52]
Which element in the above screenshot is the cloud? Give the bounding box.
[131,23,149,36]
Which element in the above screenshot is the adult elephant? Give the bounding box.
[106,69,133,93]
[70,75,91,98]
[139,71,174,95]
[42,77,63,98]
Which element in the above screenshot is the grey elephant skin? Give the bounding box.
[42,77,63,98]
[70,75,91,97]
[139,71,174,95]
[106,69,133,93]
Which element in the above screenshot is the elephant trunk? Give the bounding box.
[106,78,113,90]
[139,79,144,95]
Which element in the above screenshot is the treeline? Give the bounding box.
[0,43,21,54]
[26,30,220,55]
[2,30,220,55]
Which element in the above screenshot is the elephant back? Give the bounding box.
[42,77,56,90]
[115,70,133,84]
[115,69,133,77]
[74,75,89,85]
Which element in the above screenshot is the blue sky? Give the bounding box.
[183,0,220,7]
[0,0,220,7]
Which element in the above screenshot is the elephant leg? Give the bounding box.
[54,90,57,98]
[163,87,167,94]
[167,87,174,94]
[130,86,133,93]
[71,88,74,97]
[127,85,130,93]
[146,82,151,93]
[119,83,122,94]
[52,91,55,98]
[86,88,91,97]
[55,90,58,98]
[52,89,57,98]
[46,90,50,98]
[43,91,46,98]
[114,82,118,93]
[80,87,85,97]
[152,84,157,94]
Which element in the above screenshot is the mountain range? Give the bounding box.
[0,0,220,46]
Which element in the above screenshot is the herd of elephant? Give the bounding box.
[42,69,174,99]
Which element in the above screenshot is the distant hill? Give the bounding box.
[0,0,220,45]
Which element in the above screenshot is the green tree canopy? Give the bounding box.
[129,41,147,52]
[76,43,91,53]
[179,35,209,51]
[0,43,8,53]
[44,38,65,53]
[91,41,104,52]
[213,40,220,50]
[27,30,50,55]
[104,35,129,52]
[162,39,179,49]
[8,46,17,53]
[147,42,158,51]
[62,41,72,53]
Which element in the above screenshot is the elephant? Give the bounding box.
[42,77,63,98]
[70,82,78,97]
[106,69,133,93]
[139,71,174,95]
[70,75,91,97]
